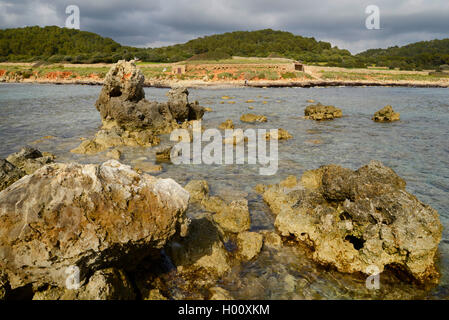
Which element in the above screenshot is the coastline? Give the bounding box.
[1,78,449,89]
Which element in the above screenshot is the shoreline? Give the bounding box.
[1,78,449,89]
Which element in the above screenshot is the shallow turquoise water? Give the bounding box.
[1,83,448,299]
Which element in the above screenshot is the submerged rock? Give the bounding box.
[240,113,268,123]
[209,287,234,300]
[237,231,263,261]
[106,148,122,160]
[304,103,342,120]
[219,119,235,130]
[373,105,400,122]
[0,160,189,289]
[0,159,24,192]
[265,128,292,140]
[262,160,442,284]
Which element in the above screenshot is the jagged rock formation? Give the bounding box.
[261,161,442,284]
[304,103,342,120]
[0,159,24,192]
[6,146,55,174]
[373,105,400,122]
[72,60,205,154]
[0,160,189,290]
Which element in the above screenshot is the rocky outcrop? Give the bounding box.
[184,180,251,233]
[72,60,205,154]
[265,128,292,140]
[304,103,342,120]
[0,159,24,192]
[262,161,442,284]
[240,114,268,123]
[372,105,400,122]
[96,61,204,132]
[236,231,263,261]
[6,146,55,175]
[0,160,189,290]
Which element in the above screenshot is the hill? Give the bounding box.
[357,39,449,70]
[0,26,363,67]
[0,26,139,63]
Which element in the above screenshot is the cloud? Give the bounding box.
[0,0,448,53]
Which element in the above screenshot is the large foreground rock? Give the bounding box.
[262,161,442,284]
[0,160,189,289]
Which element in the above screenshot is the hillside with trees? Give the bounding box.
[1,26,449,70]
[357,39,449,70]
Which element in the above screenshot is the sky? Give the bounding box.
[0,0,449,54]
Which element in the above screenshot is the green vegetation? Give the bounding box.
[2,26,449,71]
[357,39,449,70]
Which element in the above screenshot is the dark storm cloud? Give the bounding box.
[0,0,448,53]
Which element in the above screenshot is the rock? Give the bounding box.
[71,127,161,154]
[262,160,442,284]
[240,113,267,123]
[74,60,204,154]
[6,146,54,175]
[248,106,255,110]
[0,160,189,289]
[213,199,251,233]
[168,215,231,276]
[245,99,255,103]
[209,287,234,300]
[373,105,400,122]
[265,128,292,140]
[219,119,235,130]
[0,271,7,300]
[260,231,283,248]
[133,162,163,173]
[0,159,24,192]
[237,231,263,261]
[145,288,168,300]
[304,103,342,120]
[204,107,213,112]
[33,268,135,300]
[155,145,173,162]
[307,99,315,103]
[106,148,121,160]
[184,180,210,202]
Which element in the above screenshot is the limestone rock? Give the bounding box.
[373,105,400,122]
[184,180,210,202]
[106,148,122,160]
[240,113,267,123]
[95,61,204,132]
[6,146,54,175]
[219,119,235,130]
[0,159,24,192]
[304,103,342,120]
[0,160,189,289]
[237,231,263,261]
[155,145,173,162]
[262,160,442,284]
[213,199,251,233]
[265,128,292,140]
[209,287,234,300]
[168,215,231,276]
[33,268,135,300]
